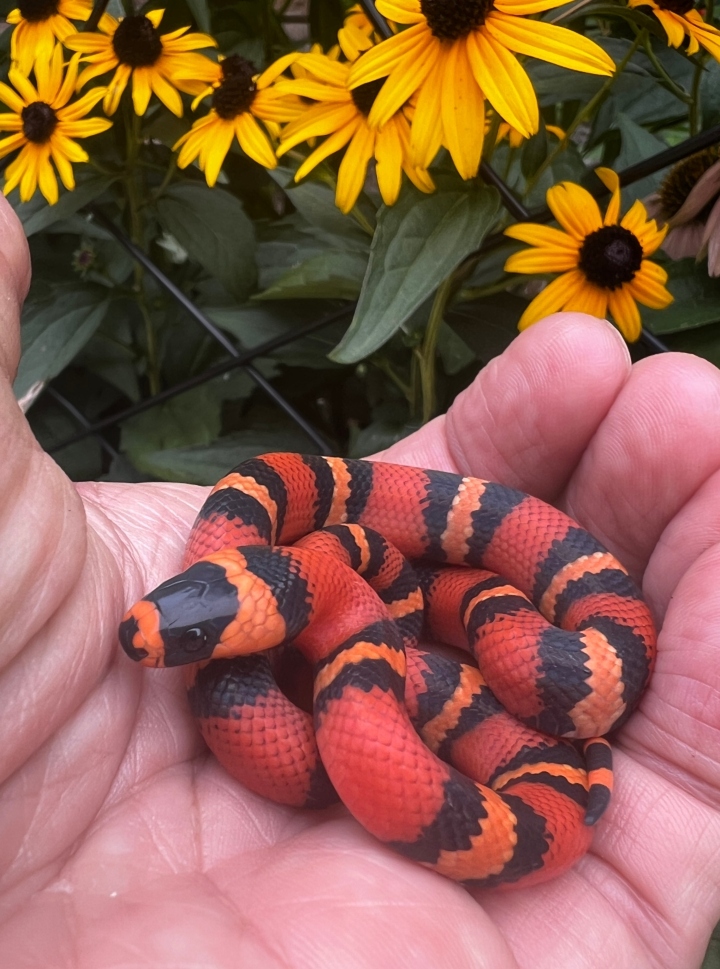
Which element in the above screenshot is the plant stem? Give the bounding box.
[125,108,160,395]
[373,358,412,402]
[690,59,704,135]
[643,34,693,104]
[152,152,178,201]
[527,30,645,193]
[417,274,455,424]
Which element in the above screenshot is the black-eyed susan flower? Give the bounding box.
[628,0,720,60]
[0,47,111,203]
[172,55,303,184]
[274,50,434,214]
[347,0,615,181]
[504,168,672,342]
[6,0,110,75]
[64,8,217,117]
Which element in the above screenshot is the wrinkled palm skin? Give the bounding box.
[0,195,719,968]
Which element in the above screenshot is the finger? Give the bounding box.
[563,352,720,584]
[644,468,720,619]
[0,196,30,379]
[376,314,632,502]
[0,201,99,783]
[623,542,720,804]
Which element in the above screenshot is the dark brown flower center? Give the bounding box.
[655,0,694,13]
[212,55,257,119]
[18,0,59,22]
[21,101,57,143]
[578,225,643,289]
[659,146,720,219]
[351,78,385,116]
[420,0,494,39]
[112,15,163,68]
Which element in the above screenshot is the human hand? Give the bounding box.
[0,195,718,968]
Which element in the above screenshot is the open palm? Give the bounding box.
[0,197,719,968]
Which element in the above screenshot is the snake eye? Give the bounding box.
[180,627,209,652]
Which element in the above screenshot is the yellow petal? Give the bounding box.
[485,13,615,75]
[256,52,301,89]
[375,117,404,206]
[654,9,686,47]
[377,0,424,22]
[38,152,59,205]
[9,69,38,105]
[440,38,485,180]
[336,119,375,213]
[50,140,76,190]
[495,0,571,12]
[627,262,673,309]
[0,82,26,114]
[294,117,360,181]
[504,222,580,251]
[546,181,603,239]
[235,113,277,169]
[467,30,538,139]
[149,69,184,117]
[566,281,608,319]
[278,102,358,154]
[349,22,432,86]
[291,53,349,86]
[517,268,586,328]
[596,166,621,225]
[505,247,580,273]
[408,52,444,169]
[131,67,153,116]
[200,118,234,185]
[103,64,131,115]
[367,33,440,128]
[607,285,641,341]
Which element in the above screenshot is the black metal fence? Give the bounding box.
[31,0,718,463]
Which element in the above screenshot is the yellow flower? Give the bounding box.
[504,168,673,342]
[274,50,434,214]
[173,55,302,185]
[63,8,218,117]
[6,0,110,75]
[628,0,720,60]
[0,46,111,203]
[347,0,615,180]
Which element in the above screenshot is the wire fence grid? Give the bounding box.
[31,0,718,463]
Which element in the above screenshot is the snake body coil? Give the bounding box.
[119,453,656,888]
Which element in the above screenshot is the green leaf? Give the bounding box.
[134,426,313,484]
[255,251,368,300]
[13,287,110,403]
[206,302,350,368]
[613,114,667,204]
[331,182,501,363]
[642,258,720,334]
[185,0,211,32]
[156,182,256,299]
[14,174,117,237]
[269,167,372,239]
[438,321,476,374]
[121,371,256,466]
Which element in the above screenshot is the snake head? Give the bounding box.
[118,558,241,667]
